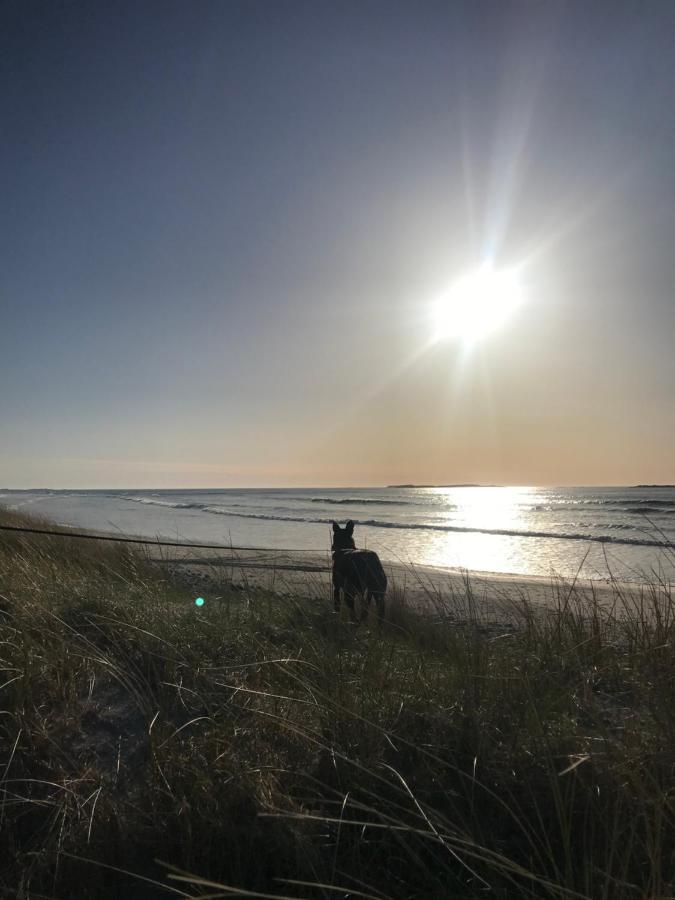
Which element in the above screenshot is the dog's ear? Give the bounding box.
[332,521,339,533]
[345,520,354,535]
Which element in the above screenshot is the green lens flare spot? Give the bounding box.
[195,597,205,607]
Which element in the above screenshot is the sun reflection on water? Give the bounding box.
[421,486,536,573]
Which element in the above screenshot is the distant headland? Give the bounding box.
[635,484,675,488]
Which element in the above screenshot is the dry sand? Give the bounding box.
[147,544,652,625]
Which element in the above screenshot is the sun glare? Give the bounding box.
[433,264,523,344]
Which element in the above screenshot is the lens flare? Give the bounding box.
[195,597,205,607]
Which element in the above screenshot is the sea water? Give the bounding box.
[1,485,674,582]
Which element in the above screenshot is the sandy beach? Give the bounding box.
[147,541,650,624]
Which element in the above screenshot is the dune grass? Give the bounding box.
[0,507,673,899]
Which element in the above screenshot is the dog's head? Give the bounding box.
[331,520,356,552]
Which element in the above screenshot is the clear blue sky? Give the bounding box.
[2,0,674,487]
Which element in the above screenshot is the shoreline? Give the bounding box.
[2,489,674,589]
[1,514,660,621]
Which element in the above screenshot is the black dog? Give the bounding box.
[331,520,387,623]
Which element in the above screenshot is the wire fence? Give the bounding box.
[0,523,329,556]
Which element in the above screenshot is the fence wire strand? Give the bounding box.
[0,523,328,555]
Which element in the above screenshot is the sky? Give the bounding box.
[2,0,674,488]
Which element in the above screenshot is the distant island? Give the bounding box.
[387,483,499,488]
[635,484,675,488]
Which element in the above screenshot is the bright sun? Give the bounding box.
[433,264,523,344]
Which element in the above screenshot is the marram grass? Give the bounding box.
[0,508,673,899]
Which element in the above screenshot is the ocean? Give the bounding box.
[1,485,674,582]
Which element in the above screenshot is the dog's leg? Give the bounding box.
[373,591,385,623]
[333,582,341,613]
[361,589,372,625]
[344,586,358,624]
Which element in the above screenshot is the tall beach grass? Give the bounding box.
[0,507,673,898]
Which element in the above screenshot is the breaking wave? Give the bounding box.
[121,496,194,509]
[622,505,675,514]
[558,498,675,509]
